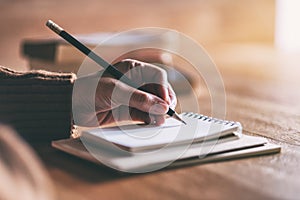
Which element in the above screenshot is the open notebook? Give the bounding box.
[81,112,242,153]
[52,112,280,172]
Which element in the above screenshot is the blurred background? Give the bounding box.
[0,0,299,93]
[0,0,276,68]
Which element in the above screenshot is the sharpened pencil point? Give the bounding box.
[173,113,187,125]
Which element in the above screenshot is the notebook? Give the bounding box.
[52,112,281,172]
[81,112,242,153]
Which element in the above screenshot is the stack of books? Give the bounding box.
[22,31,176,72]
[52,112,281,172]
[0,66,75,141]
[21,31,197,95]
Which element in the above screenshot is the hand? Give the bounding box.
[72,59,177,127]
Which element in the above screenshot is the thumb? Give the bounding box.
[117,107,166,125]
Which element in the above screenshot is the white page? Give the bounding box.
[82,113,241,152]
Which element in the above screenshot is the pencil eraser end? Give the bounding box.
[46,20,52,27]
[46,20,63,34]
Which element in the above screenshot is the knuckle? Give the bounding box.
[114,59,137,73]
[138,92,149,102]
[156,67,168,79]
[98,77,116,90]
[132,92,150,106]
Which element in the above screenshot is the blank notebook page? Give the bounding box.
[81,112,241,152]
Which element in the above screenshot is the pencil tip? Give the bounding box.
[173,113,187,125]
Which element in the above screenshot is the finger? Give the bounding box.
[131,61,171,105]
[98,107,154,125]
[112,80,169,115]
[119,106,152,124]
[155,84,170,104]
[139,83,170,104]
[140,83,176,107]
[127,108,153,124]
[97,106,167,126]
[152,114,166,126]
[116,59,169,88]
[120,107,165,125]
[168,83,177,109]
[110,60,172,103]
[130,89,169,115]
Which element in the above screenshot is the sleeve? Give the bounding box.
[0,66,77,142]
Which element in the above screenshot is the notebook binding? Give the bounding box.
[181,112,239,127]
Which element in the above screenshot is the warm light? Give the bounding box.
[275,0,300,51]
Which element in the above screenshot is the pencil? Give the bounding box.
[46,20,186,125]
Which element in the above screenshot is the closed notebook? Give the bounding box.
[52,133,280,172]
[81,112,242,153]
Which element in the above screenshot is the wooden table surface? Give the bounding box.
[25,45,298,200]
[1,1,299,199]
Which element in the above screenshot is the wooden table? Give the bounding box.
[1,1,299,199]
[27,44,298,200]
